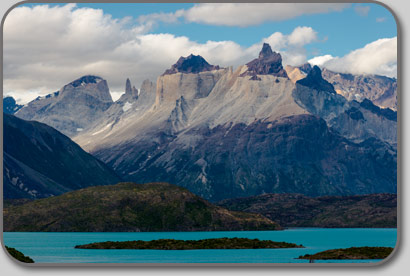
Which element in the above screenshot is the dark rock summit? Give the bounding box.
[259,42,274,59]
[296,65,336,94]
[3,96,23,114]
[67,75,103,88]
[163,54,221,75]
[241,43,288,78]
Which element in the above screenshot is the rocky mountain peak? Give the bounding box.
[241,43,288,78]
[125,78,138,99]
[163,54,221,75]
[16,75,114,137]
[296,65,336,94]
[259,43,274,59]
[60,75,112,103]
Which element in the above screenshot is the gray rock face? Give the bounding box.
[92,115,396,201]
[286,63,397,110]
[3,114,121,199]
[156,67,228,106]
[321,68,397,110]
[72,78,157,149]
[294,66,397,147]
[16,75,114,137]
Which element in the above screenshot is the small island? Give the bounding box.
[298,246,394,260]
[75,237,304,250]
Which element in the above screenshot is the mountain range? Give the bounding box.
[5,43,397,201]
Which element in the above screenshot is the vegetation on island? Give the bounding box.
[4,182,280,232]
[5,246,34,263]
[75,237,303,250]
[298,246,394,260]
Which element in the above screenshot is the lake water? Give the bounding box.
[2,228,397,264]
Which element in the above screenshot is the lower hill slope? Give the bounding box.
[3,182,281,232]
[218,193,396,228]
[3,113,121,199]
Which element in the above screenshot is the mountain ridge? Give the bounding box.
[218,193,397,228]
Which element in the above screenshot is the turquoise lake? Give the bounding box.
[2,228,397,264]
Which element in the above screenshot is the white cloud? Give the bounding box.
[110,91,124,102]
[308,55,334,66]
[3,4,396,105]
[3,4,142,103]
[135,10,184,33]
[376,17,387,23]
[3,5,321,104]
[310,38,397,78]
[183,3,349,27]
[288,27,318,46]
[354,5,370,17]
[3,90,45,105]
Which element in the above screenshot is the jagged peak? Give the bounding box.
[68,75,103,88]
[241,43,288,78]
[296,65,336,94]
[163,54,221,75]
[259,43,274,59]
[125,78,138,98]
[125,78,131,90]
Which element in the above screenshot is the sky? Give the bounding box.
[2,2,397,104]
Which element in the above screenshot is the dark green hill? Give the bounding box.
[3,113,121,199]
[218,193,396,228]
[3,182,281,232]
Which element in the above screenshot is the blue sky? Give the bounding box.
[55,2,397,59]
[4,2,397,103]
